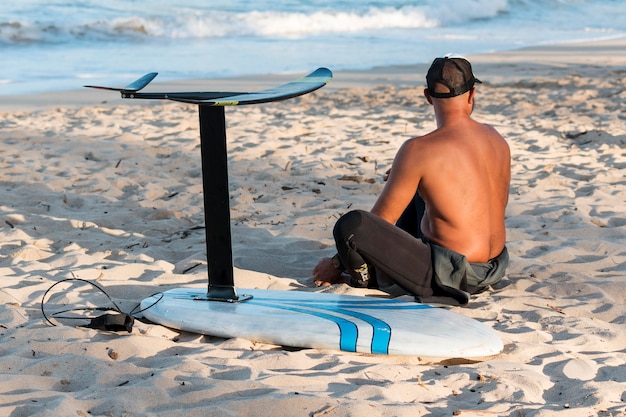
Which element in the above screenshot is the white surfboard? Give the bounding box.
[140,288,502,358]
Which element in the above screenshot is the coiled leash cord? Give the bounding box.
[41,278,162,333]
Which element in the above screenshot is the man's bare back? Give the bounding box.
[372,92,510,262]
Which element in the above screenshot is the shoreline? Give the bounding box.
[2,37,625,113]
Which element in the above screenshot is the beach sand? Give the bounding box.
[1,39,625,416]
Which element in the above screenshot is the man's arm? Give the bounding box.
[371,139,422,224]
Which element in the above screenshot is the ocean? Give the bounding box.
[1,0,624,95]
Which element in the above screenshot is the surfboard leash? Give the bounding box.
[40,278,163,333]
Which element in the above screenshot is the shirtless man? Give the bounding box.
[312,55,511,306]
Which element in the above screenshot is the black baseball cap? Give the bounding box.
[426,54,482,98]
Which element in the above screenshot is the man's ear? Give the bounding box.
[467,87,476,103]
[424,88,433,105]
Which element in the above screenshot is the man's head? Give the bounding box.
[426,55,481,98]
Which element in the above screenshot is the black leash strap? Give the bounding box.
[41,278,134,333]
[85,312,134,333]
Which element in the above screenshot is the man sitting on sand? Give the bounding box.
[312,55,511,306]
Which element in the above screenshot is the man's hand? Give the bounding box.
[312,257,347,287]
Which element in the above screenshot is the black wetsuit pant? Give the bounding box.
[333,194,435,298]
[332,193,509,305]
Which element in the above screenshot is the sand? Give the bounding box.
[1,38,625,416]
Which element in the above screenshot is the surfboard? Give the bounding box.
[140,288,503,358]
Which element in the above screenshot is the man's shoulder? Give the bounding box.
[403,129,452,150]
[405,128,444,145]
[400,134,435,155]
[397,133,448,168]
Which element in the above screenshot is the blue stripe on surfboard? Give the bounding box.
[250,296,431,354]
[252,299,394,354]
[251,301,359,352]
[300,304,391,354]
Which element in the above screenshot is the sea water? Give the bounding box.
[1,0,624,95]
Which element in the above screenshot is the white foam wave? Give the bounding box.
[240,7,439,38]
[0,3,509,45]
